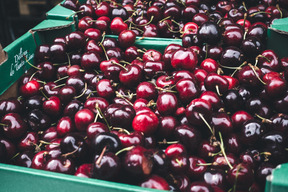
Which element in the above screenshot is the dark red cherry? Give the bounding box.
[227,163,254,190]
[91,132,121,155]
[211,112,233,135]
[204,73,229,95]
[74,108,95,132]
[136,82,157,101]
[1,113,27,139]
[240,120,267,146]
[75,163,93,178]
[44,157,76,175]
[20,80,41,98]
[185,98,212,127]
[140,174,170,190]
[49,43,67,63]
[189,181,213,192]
[187,156,207,180]
[174,125,202,153]
[119,64,143,88]
[198,21,221,45]
[202,169,227,190]
[65,31,86,51]
[56,116,75,137]
[171,49,198,71]
[176,78,200,105]
[132,111,159,136]
[96,79,115,100]
[63,100,83,117]
[157,116,178,139]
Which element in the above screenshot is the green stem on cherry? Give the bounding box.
[115,91,133,106]
[231,61,248,77]
[198,113,215,136]
[66,10,84,20]
[39,88,49,100]
[29,71,39,81]
[115,146,135,156]
[39,140,60,146]
[158,139,178,145]
[159,16,171,23]
[52,83,66,90]
[23,55,41,70]
[54,76,69,83]
[255,114,273,124]
[218,132,233,170]
[0,123,7,126]
[99,42,109,61]
[74,83,87,99]
[95,103,111,130]
[111,61,128,71]
[112,127,131,135]
[248,63,266,85]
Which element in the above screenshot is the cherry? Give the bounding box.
[140,174,169,190]
[136,82,157,101]
[204,73,229,95]
[240,119,267,147]
[110,17,128,35]
[198,21,221,45]
[56,116,75,137]
[31,150,49,170]
[187,156,207,180]
[132,111,159,136]
[174,124,202,153]
[222,28,244,47]
[42,126,57,142]
[202,168,227,190]
[49,43,67,63]
[176,78,200,105]
[42,96,62,117]
[119,64,143,88]
[211,112,233,135]
[118,30,136,48]
[18,131,39,152]
[60,133,88,162]
[78,16,94,31]
[0,137,17,160]
[20,80,41,98]
[93,151,120,180]
[189,181,214,192]
[123,145,153,177]
[14,151,34,168]
[34,45,50,63]
[227,163,254,190]
[75,163,92,178]
[91,132,121,155]
[1,113,27,139]
[96,79,115,100]
[63,100,83,117]
[105,103,135,130]
[171,48,198,71]
[74,108,95,132]
[44,157,76,175]
[157,116,178,139]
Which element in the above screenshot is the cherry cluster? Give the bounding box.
[1,0,288,192]
[63,0,287,38]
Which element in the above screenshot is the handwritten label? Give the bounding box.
[10,48,34,76]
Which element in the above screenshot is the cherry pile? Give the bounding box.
[1,0,288,192]
[62,0,287,38]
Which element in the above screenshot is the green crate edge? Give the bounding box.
[0,163,165,192]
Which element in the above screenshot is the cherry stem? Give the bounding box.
[66,53,71,67]
[29,71,38,81]
[99,31,106,45]
[99,42,109,61]
[215,85,222,96]
[155,86,177,93]
[130,27,144,34]
[197,163,212,166]
[39,140,60,146]
[255,114,272,124]
[159,16,171,23]
[0,123,7,126]
[66,10,84,20]
[198,113,215,136]
[52,83,66,90]
[74,83,87,99]
[120,60,131,65]
[23,55,41,70]
[112,127,131,135]
[96,146,107,166]
[248,63,266,85]
[115,146,134,156]
[158,139,178,145]
[94,112,99,123]
[218,132,233,170]
[231,61,247,77]
[256,55,271,63]
[133,0,140,7]
[39,88,49,100]
[242,1,247,11]
[54,76,69,83]
[62,143,82,158]
[95,103,111,130]
[131,16,154,27]
[175,158,183,167]
[276,4,283,18]
[115,91,133,106]
[249,11,270,17]
[11,152,20,160]
[111,61,128,71]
